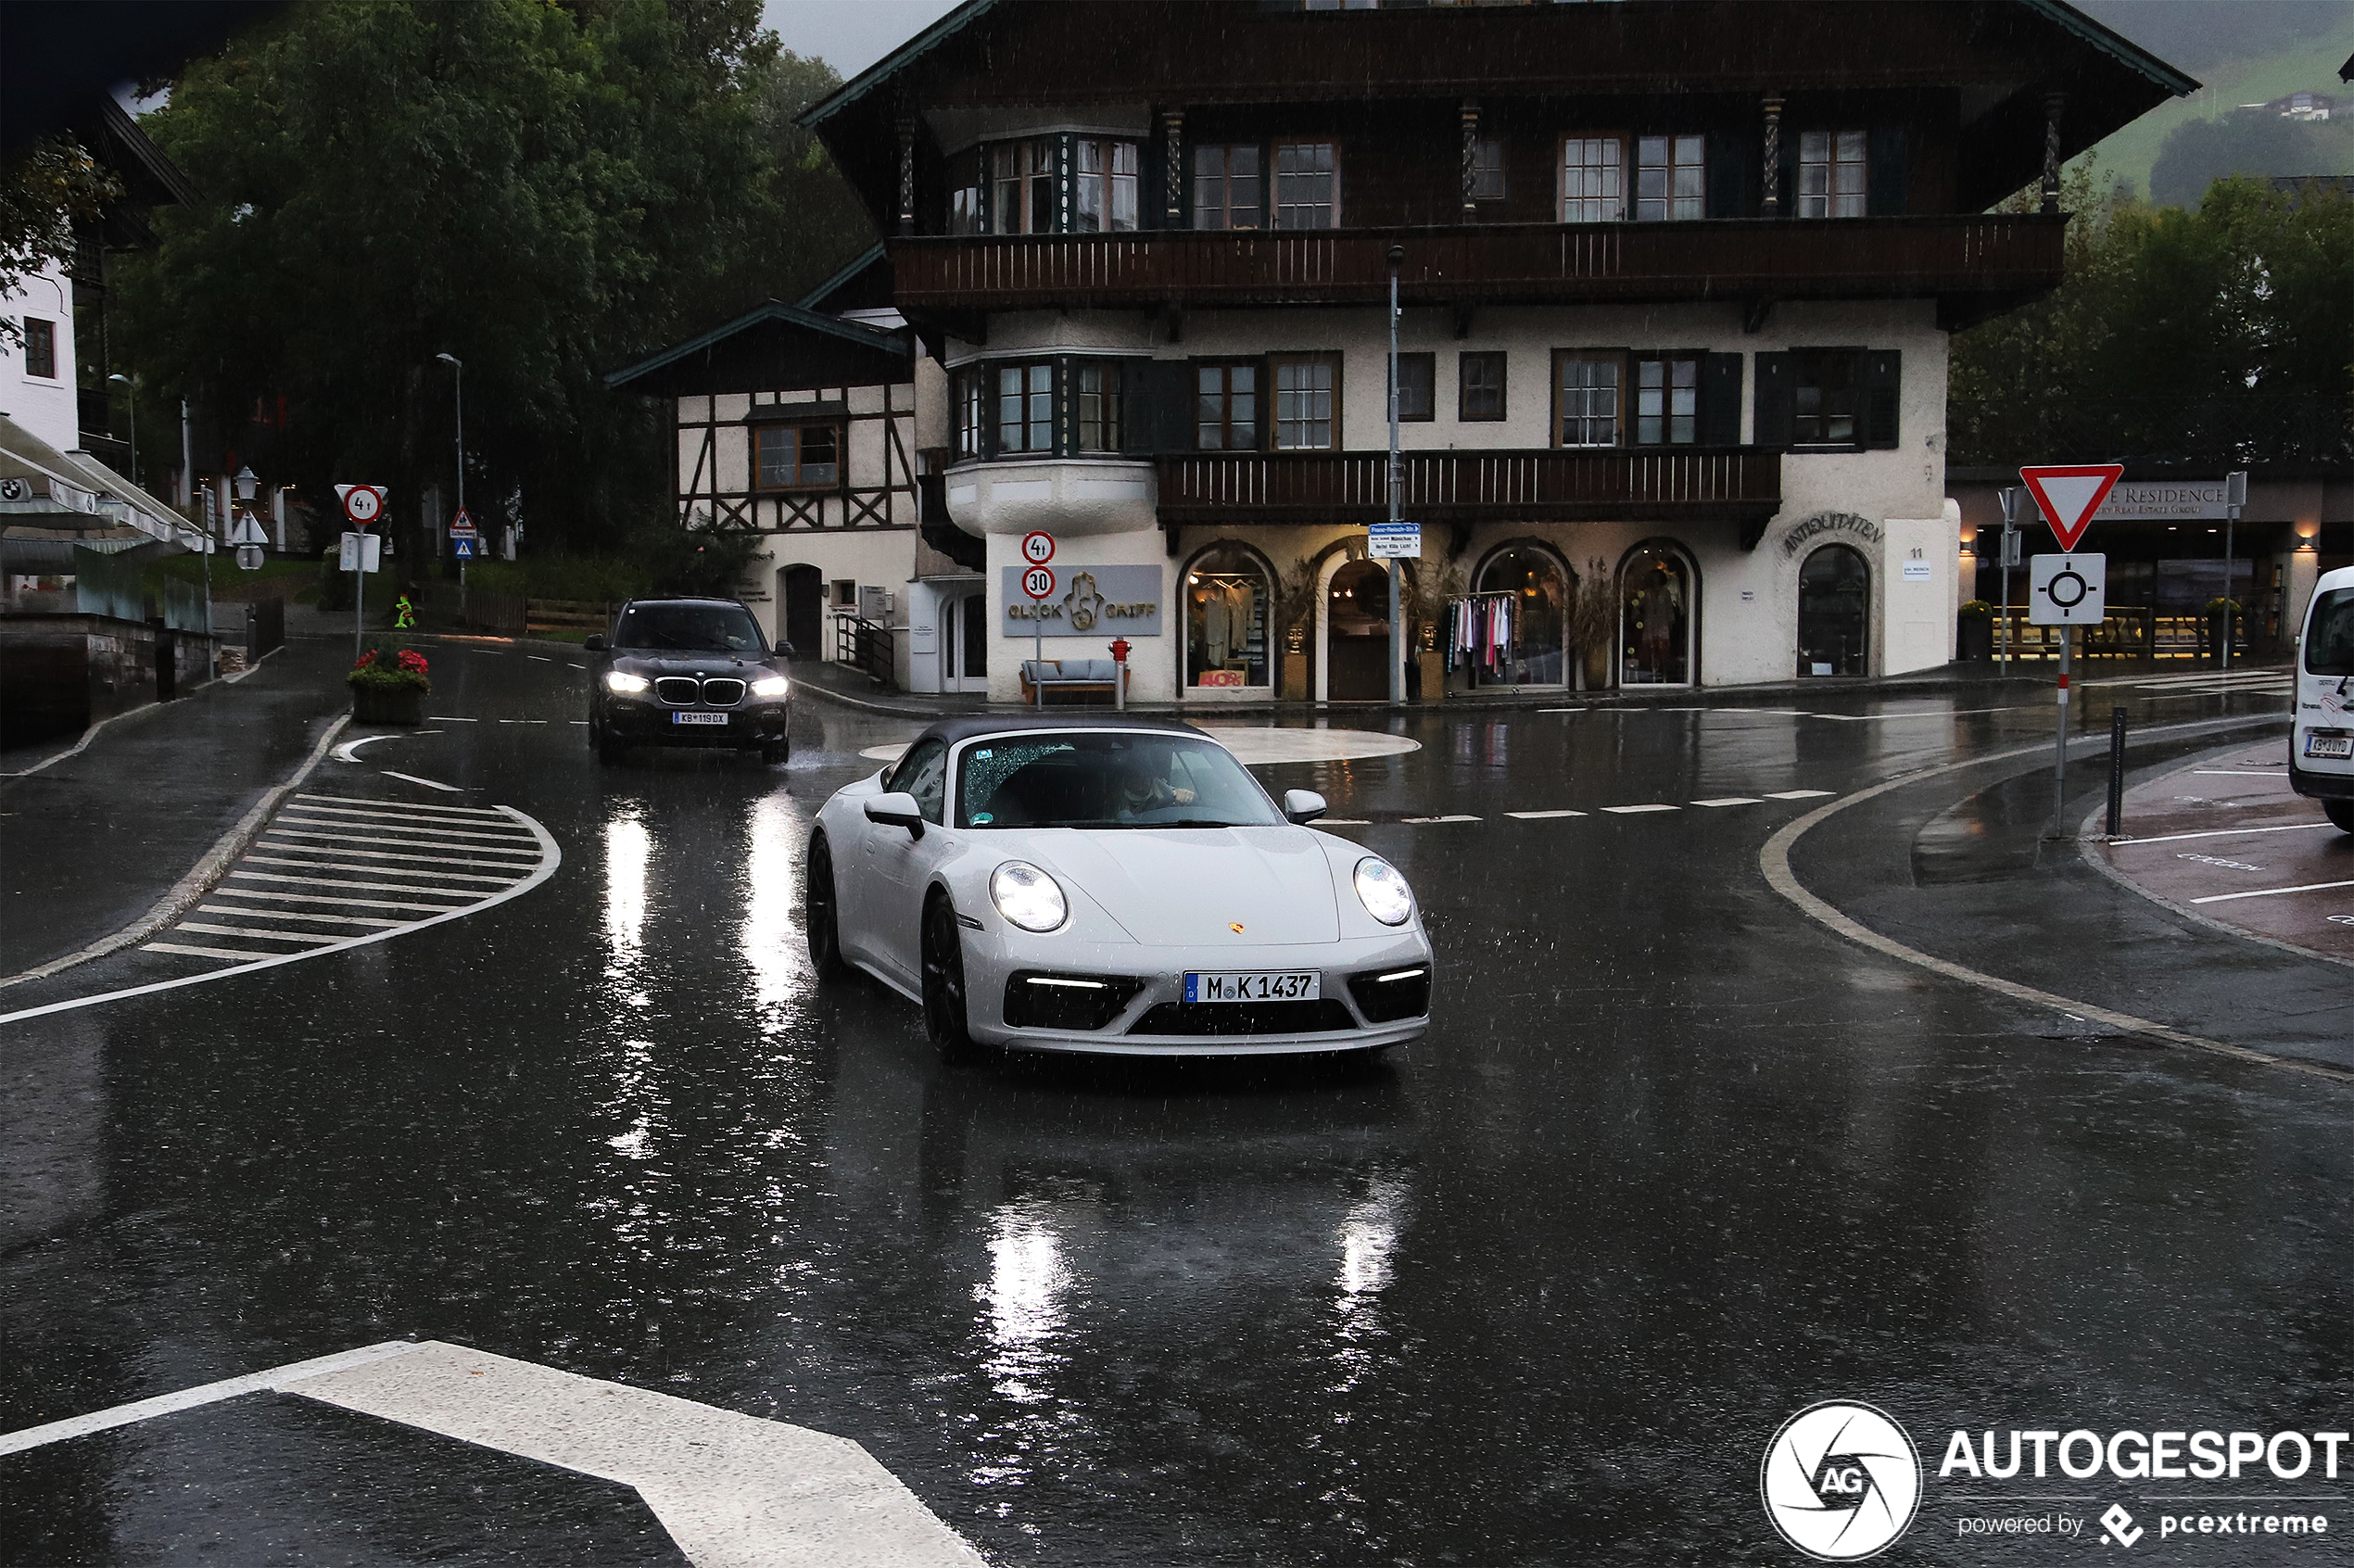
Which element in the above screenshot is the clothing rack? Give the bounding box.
[1444,591,1516,676]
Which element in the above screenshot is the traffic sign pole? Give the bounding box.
[1020,563,1057,707]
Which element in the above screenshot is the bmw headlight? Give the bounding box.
[1352,855,1414,926]
[990,861,1069,933]
[750,674,789,698]
[605,670,650,694]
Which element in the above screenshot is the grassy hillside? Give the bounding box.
[2077,0,2354,199]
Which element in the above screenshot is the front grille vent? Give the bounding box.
[1003,971,1143,1031]
[1128,1000,1357,1037]
[654,677,699,705]
[700,677,746,707]
[1348,965,1431,1023]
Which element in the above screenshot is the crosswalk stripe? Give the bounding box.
[176,922,342,946]
[275,814,538,846]
[143,942,279,962]
[198,904,400,929]
[284,803,527,834]
[263,827,540,858]
[227,870,480,901]
[201,888,472,915]
[295,791,509,819]
[244,854,520,886]
[257,840,529,872]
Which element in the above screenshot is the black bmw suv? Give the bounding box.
[585,597,792,765]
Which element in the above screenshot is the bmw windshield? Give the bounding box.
[956,734,1285,829]
[614,603,766,653]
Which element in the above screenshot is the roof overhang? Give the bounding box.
[604,300,913,398]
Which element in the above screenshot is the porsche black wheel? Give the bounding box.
[921,892,976,1061]
[805,833,847,980]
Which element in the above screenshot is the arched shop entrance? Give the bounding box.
[1619,545,1694,685]
[1325,558,1393,701]
[1797,544,1869,677]
[780,565,823,658]
[1472,545,1571,687]
[1183,544,1272,691]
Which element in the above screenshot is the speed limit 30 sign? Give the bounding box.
[1021,565,1057,601]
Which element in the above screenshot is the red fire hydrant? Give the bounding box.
[1108,638,1131,710]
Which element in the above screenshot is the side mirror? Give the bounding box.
[776,639,795,659]
[1283,789,1328,825]
[865,790,926,839]
[583,634,606,652]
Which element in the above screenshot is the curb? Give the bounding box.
[0,710,354,992]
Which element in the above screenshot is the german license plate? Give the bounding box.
[1184,970,1319,1003]
[672,711,728,727]
[2305,733,2351,759]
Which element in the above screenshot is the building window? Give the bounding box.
[1392,352,1435,422]
[1635,356,1699,445]
[997,362,1055,453]
[1635,134,1704,221]
[1273,140,1339,229]
[948,148,987,234]
[1474,547,1569,688]
[1075,138,1139,233]
[953,367,986,459]
[22,318,56,379]
[1560,135,1625,222]
[1554,352,1622,448]
[1471,139,1507,202]
[1186,544,1272,689]
[1076,361,1122,451]
[1799,131,1867,219]
[1792,349,1859,446]
[1272,356,1337,449]
[1196,362,1259,449]
[993,140,1057,234]
[1621,547,1693,685]
[754,424,840,489]
[1193,144,1261,230]
[1460,351,1507,422]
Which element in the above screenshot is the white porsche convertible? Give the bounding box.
[806,716,1433,1057]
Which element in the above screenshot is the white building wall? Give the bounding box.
[1,263,78,454]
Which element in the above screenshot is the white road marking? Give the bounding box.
[227,870,482,900]
[144,941,289,961]
[175,922,341,946]
[1766,790,1837,800]
[2192,878,2354,905]
[198,888,466,915]
[296,791,510,818]
[1601,803,1679,814]
[2191,769,2291,778]
[1506,809,1588,819]
[1316,818,1372,826]
[259,839,530,871]
[0,1340,980,1567]
[427,714,477,721]
[381,769,463,791]
[279,807,538,840]
[1538,707,1581,714]
[200,904,399,929]
[2107,821,2338,846]
[570,719,590,725]
[245,854,520,886]
[1690,797,1764,807]
[497,718,552,724]
[332,731,416,763]
[1398,814,1478,824]
[266,827,540,857]
[528,655,554,662]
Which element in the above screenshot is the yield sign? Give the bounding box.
[335,483,387,526]
[2019,464,2123,550]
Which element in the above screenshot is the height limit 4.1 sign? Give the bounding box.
[2030,553,2106,626]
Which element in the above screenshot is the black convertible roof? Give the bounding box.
[910,714,1209,749]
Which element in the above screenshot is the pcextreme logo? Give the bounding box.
[1761,1401,1924,1561]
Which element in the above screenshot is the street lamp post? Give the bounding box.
[436,352,465,619]
[1997,485,2024,674]
[107,373,137,488]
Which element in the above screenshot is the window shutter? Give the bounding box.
[1753,352,1792,448]
[1122,360,1185,456]
[981,368,1000,460]
[1706,129,1753,219]
[1777,133,1800,216]
[1863,349,1901,449]
[1867,125,1909,216]
[1701,353,1743,445]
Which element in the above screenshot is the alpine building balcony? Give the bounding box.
[1154,447,1781,529]
[889,213,2066,332]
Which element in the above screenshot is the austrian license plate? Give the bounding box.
[1184,970,1319,1003]
[2305,733,2351,759]
[671,711,728,727]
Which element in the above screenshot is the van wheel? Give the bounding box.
[921,893,977,1062]
[2326,801,2354,834]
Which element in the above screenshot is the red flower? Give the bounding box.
[397,650,429,675]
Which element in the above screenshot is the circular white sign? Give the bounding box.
[1759,1401,1920,1562]
[2046,568,2088,609]
[342,486,384,525]
[1021,565,1057,601]
[1020,530,1056,565]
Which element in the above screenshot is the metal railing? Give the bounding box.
[834,613,897,689]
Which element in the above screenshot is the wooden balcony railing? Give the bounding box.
[1154,447,1781,526]
[890,214,2066,318]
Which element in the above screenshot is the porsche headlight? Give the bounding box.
[1352,856,1413,926]
[604,670,650,694]
[990,861,1068,933]
[750,674,789,698]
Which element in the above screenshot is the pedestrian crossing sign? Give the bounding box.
[453,537,475,560]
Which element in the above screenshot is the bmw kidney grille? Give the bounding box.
[652,676,746,708]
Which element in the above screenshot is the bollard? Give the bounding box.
[2107,705,2128,837]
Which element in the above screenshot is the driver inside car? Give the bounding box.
[1111,752,1197,820]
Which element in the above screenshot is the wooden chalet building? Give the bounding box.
[626,0,2192,700]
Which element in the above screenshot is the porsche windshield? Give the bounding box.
[956,734,1284,829]
[613,603,766,653]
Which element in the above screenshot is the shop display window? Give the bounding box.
[1186,546,1270,688]
[1621,547,1693,685]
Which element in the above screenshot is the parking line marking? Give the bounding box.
[1505,809,1588,819]
[175,922,342,946]
[2107,821,2337,846]
[1601,803,1679,814]
[1766,790,1838,800]
[381,769,463,791]
[2191,877,2354,905]
[1690,797,1764,807]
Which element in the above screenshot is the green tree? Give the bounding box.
[0,136,120,348]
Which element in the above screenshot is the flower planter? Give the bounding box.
[351,682,425,725]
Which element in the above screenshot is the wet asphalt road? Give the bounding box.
[3,648,2349,1566]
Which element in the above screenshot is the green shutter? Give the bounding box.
[1863,350,1901,449]
[1753,352,1792,448]
[1702,353,1743,445]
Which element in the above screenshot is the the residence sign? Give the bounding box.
[2092,480,2232,522]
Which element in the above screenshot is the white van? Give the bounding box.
[2291,564,2354,832]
